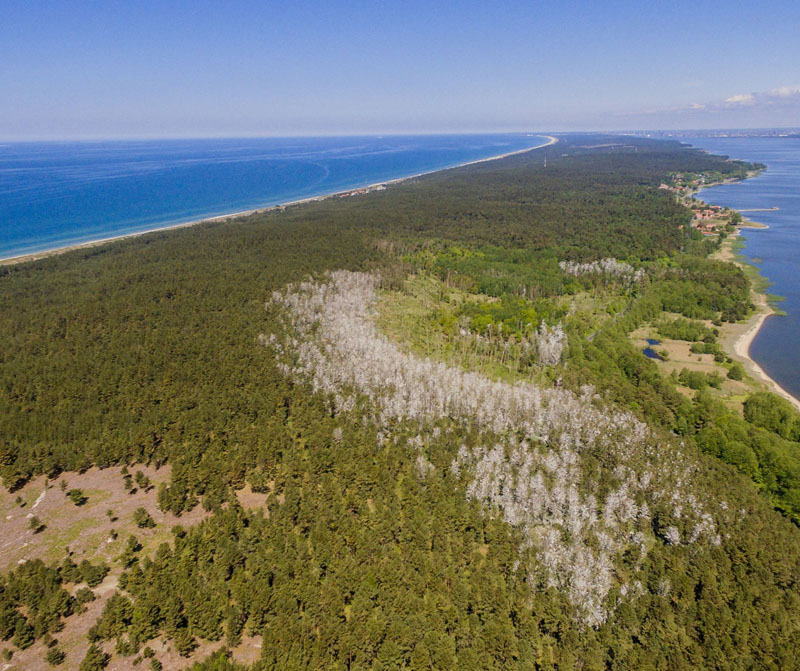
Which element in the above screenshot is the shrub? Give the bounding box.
[79,644,110,671]
[690,342,719,355]
[67,489,88,506]
[678,368,707,390]
[45,646,66,666]
[656,317,716,343]
[120,535,142,567]
[75,587,96,604]
[134,471,152,490]
[728,362,744,380]
[174,629,197,657]
[80,560,109,587]
[133,508,156,529]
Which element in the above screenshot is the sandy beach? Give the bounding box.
[731,293,800,410]
[716,231,800,410]
[694,167,800,409]
[0,136,558,267]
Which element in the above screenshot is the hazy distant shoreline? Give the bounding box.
[0,136,557,266]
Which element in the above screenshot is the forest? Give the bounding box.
[2,135,800,669]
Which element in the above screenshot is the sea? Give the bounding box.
[0,133,548,260]
[689,136,800,401]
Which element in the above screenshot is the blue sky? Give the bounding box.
[2,0,799,139]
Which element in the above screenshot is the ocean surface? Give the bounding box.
[689,136,800,400]
[0,134,547,260]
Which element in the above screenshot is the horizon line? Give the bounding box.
[2,126,799,144]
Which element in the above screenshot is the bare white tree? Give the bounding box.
[265,270,724,626]
[560,258,645,285]
[534,322,567,366]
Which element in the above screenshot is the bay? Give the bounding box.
[688,136,800,401]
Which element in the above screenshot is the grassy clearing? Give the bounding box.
[0,466,211,574]
[552,290,627,335]
[375,273,626,385]
[375,274,543,384]
[0,466,218,670]
[43,518,99,562]
[630,318,761,413]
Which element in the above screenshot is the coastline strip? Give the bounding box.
[0,136,558,266]
[719,232,800,410]
[731,290,800,411]
[695,167,800,409]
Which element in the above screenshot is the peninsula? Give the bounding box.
[3,134,800,670]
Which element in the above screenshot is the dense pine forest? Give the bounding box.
[2,135,800,670]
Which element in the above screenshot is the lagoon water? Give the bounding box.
[0,134,546,260]
[690,136,800,400]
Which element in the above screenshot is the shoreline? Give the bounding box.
[0,136,558,267]
[692,171,800,409]
[718,231,800,410]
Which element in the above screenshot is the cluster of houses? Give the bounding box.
[691,205,725,234]
[659,173,733,236]
[338,183,387,198]
[658,171,709,195]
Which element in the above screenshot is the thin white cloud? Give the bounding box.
[618,85,800,122]
[717,86,800,109]
[724,93,755,106]
[769,85,800,98]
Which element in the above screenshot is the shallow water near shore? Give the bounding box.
[0,134,547,259]
[690,136,800,401]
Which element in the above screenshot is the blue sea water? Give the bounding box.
[688,136,800,400]
[0,134,548,260]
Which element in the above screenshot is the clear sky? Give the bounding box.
[2,0,800,139]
